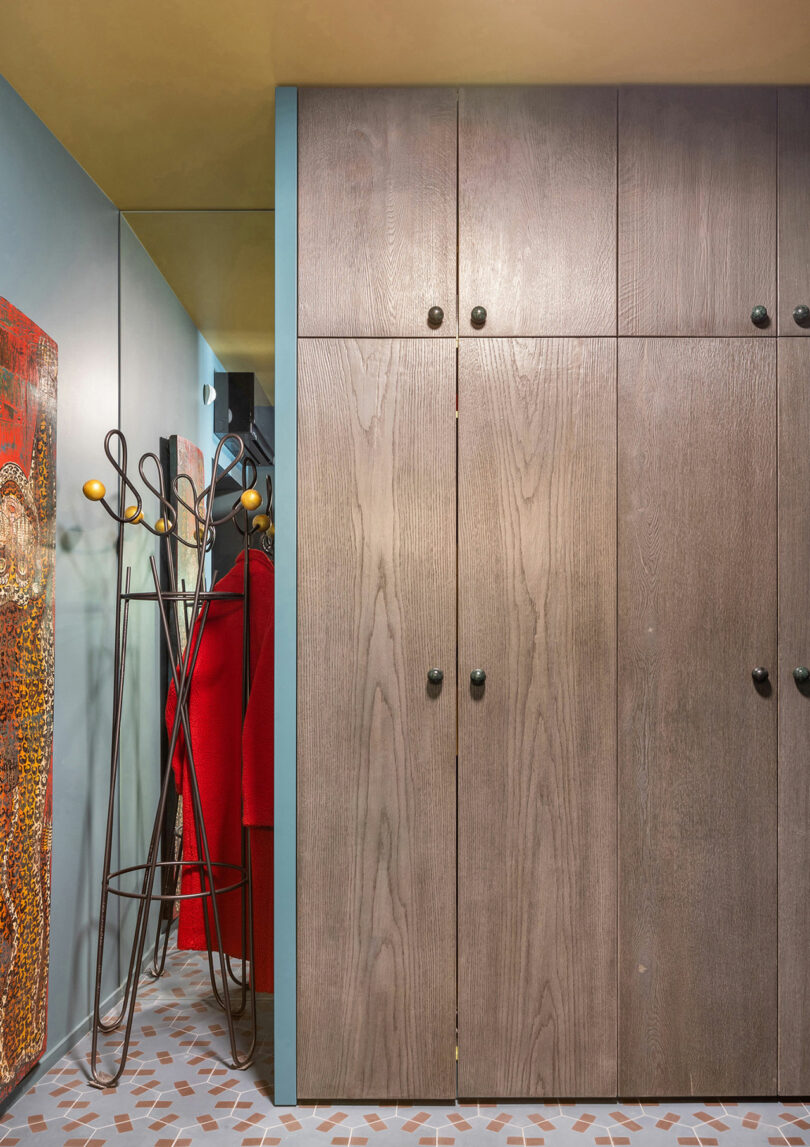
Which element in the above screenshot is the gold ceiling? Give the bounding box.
[1,0,809,397]
[125,211,275,400]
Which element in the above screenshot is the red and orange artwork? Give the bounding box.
[0,298,56,1099]
[170,434,205,652]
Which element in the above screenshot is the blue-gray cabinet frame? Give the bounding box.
[274,85,297,1107]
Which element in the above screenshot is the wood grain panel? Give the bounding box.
[618,338,777,1096]
[297,338,456,1100]
[619,87,776,336]
[458,338,617,1098]
[778,88,810,336]
[298,88,457,337]
[778,338,810,1094]
[459,88,617,337]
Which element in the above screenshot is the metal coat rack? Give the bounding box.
[82,429,272,1087]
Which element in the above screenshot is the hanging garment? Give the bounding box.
[165,548,274,990]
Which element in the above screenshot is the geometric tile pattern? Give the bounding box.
[3,946,807,1146]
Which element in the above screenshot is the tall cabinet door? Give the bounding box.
[778,338,810,1094]
[298,88,457,337]
[619,87,776,336]
[458,338,617,1098]
[459,87,617,337]
[297,339,457,1100]
[618,338,777,1096]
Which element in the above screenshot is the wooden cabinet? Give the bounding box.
[619,87,776,336]
[459,88,617,336]
[778,338,810,1094]
[295,85,808,1102]
[457,338,617,1097]
[298,88,457,338]
[778,89,810,336]
[618,338,777,1096]
[297,338,457,1100]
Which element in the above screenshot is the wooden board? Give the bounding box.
[297,338,456,1100]
[298,89,457,338]
[778,88,810,336]
[618,338,777,1096]
[459,88,617,337]
[457,337,617,1098]
[778,338,810,1094]
[619,87,776,336]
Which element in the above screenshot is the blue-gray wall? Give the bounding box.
[118,219,221,960]
[0,72,121,1079]
[120,219,221,479]
[0,74,220,1102]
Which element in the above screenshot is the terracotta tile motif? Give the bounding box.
[1,948,808,1145]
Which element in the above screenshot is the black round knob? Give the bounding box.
[793,304,810,326]
[427,306,444,328]
[751,305,769,327]
[794,666,810,683]
[427,667,444,685]
[471,306,487,327]
[470,668,486,687]
[752,666,769,684]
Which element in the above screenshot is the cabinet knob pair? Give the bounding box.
[427,668,487,686]
[751,304,810,327]
[427,306,488,328]
[752,666,810,685]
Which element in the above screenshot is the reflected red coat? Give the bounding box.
[165,548,274,990]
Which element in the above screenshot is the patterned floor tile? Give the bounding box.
[3,945,805,1144]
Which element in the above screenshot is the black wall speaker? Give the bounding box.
[213,372,274,464]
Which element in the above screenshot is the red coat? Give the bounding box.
[166,548,274,990]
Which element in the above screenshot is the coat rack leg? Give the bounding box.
[90,567,133,1052]
[90,680,193,1085]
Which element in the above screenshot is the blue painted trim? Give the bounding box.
[274,85,298,1107]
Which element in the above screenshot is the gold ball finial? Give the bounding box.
[124,505,144,524]
[252,513,270,532]
[269,522,275,538]
[240,488,262,511]
[155,517,173,534]
[82,479,106,502]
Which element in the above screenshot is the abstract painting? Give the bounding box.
[0,298,57,1099]
[170,434,206,645]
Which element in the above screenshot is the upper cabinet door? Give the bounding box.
[619,87,776,336]
[298,88,457,337]
[779,88,810,336]
[459,87,617,337]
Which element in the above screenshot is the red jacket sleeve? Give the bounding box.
[242,554,274,827]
